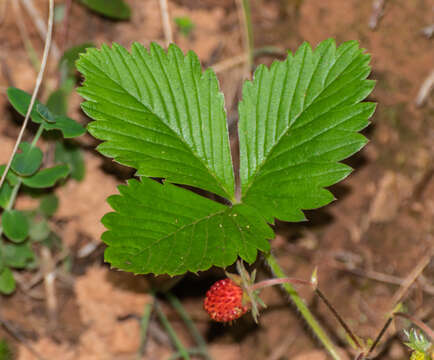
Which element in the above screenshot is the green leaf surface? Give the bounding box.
[102,178,272,275]
[36,103,56,123]
[3,242,34,269]
[7,87,85,138]
[39,194,59,217]
[0,268,15,295]
[55,142,85,181]
[7,87,45,123]
[47,89,68,116]
[0,165,20,186]
[11,142,43,176]
[79,0,130,20]
[0,181,13,209]
[77,42,235,200]
[77,39,375,276]
[21,165,70,188]
[238,39,375,222]
[2,210,29,243]
[47,88,68,116]
[43,115,86,138]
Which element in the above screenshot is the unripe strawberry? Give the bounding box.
[203,278,249,322]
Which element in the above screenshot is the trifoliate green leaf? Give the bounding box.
[11,142,43,176]
[239,39,375,222]
[2,210,29,243]
[21,165,70,188]
[0,268,15,295]
[102,178,272,275]
[77,42,235,200]
[77,39,375,276]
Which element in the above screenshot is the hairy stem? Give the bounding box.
[251,277,312,291]
[265,252,342,360]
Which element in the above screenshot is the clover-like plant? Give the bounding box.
[77,39,375,276]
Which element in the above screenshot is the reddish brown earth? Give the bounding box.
[0,0,433,359]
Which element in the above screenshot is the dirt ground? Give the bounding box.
[0,0,433,359]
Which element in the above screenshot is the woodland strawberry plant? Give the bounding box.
[76,39,375,358]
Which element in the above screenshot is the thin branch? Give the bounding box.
[0,0,54,191]
[391,249,432,306]
[333,264,434,296]
[159,0,173,47]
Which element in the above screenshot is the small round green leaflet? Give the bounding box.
[11,142,43,176]
[1,210,29,243]
[6,87,45,124]
[43,115,86,138]
[0,181,12,209]
[0,165,19,186]
[21,164,70,188]
[0,267,15,295]
[79,0,130,20]
[36,103,56,123]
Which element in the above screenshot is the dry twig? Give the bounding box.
[159,0,173,47]
[390,248,433,306]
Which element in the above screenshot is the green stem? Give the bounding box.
[265,252,341,360]
[154,300,190,360]
[0,124,44,238]
[137,300,154,359]
[166,293,212,360]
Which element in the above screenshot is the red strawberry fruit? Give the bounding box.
[203,278,249,322]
